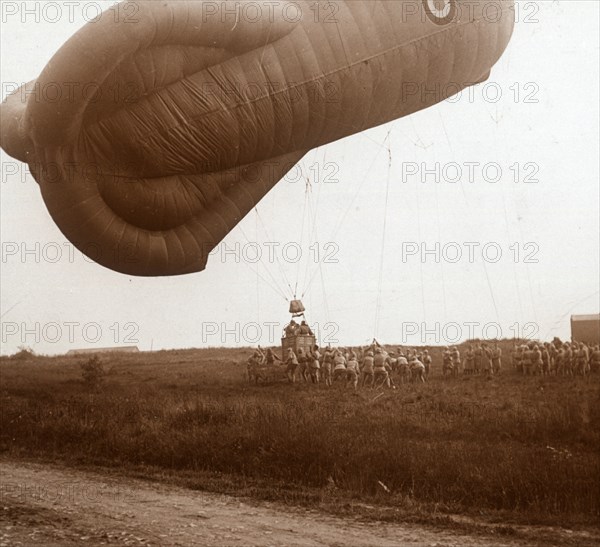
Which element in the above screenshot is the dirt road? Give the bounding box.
[0,461,595,547]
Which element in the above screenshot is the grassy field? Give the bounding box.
[1,343,599,529]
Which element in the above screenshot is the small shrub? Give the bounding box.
[11,346,35,360]
[79,356,105,388]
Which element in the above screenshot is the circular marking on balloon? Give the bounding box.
[423,0,457,25]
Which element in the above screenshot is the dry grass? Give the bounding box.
[1,344,599,526]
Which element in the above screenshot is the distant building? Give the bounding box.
[570,314,600,345]
[67,346,140,355]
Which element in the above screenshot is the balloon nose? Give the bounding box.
[0,84,35,164]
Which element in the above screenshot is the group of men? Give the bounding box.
[246,337,600,386]
[247,341,430,389]
[510,340,599,376]
[441,342,503,376]
[283,319,314,337]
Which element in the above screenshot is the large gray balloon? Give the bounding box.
[0,0,514,276]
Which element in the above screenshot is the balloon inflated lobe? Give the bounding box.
[0,0,515,276]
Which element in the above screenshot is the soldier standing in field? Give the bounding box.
[591,345,600,373]
[346,354,360,390]
[491,342,502,375]
[576,342,590,376]
[333,350,347,383]
[253,348,265,365]
[521,344,532,375]
[531,344,543,375]
[541,343,550,375]
[442,347,454,377]
[563,342,573,376]
[264,348,280,366]
[422,349,432,378]
[409,355,426,383]
[308,345,321,383]
[482,344,493,376]
[373,348,392,388]
[555,345,565,376]
[361,350,375,388]
[548,342,558,374]
[321,346,334,386]
[296,348,308,381]
[524,343,533,375]
[396,352,410,384]
[285,348,299,383]
[464,345,475,375]
[450,346,462,375]
[473,344,483,375]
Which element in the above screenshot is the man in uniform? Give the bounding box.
[512,344,523,373]
[540,343,550,375]
[481,344,493,376]
[451,346,462,375]
[396,352,410,384]
[464,345,475,375]
[373,348,392,388]
[299,320,313,335]
[333,350,347,383]
[442,347,454,377]
[563,342,573,376]
[491,342,502,375]
[521,344,532,375]
[308,345,321,383]
[576,342,590,376]
[361,350,375,388]
[549,342,559,374]
[246,351,260,384]
[531,344,543,375]
[264,348,280,366]
[409,355,426,383]
[285,320,298,337]
[346,354,360,390]
[555,345,565,376]
[296,348,308,381]
[542,342,551,373]
[321,346,334,386]
[422,349,432,378]
[473,344,484,375]
[254,348,265,364]
[285,348,299,383]
[591,345,600,374]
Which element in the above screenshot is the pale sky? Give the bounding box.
[1,1,599,355]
